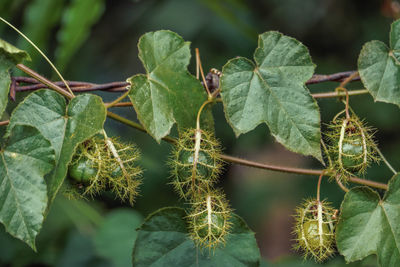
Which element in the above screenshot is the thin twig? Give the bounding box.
[306,71,360,85]
[0,120,9,126]
[335,175,350,193]
[16,64,74,99]
[12,70,362,95]
[311,89,369,99]
[317,172,324,202]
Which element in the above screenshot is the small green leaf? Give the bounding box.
[128,30,211,142]
[0,39,30,118]
[94,209,143,267]
[336,173,400,267]
[132,207,260,266]
[358,19,400,107]
[8,90,106,206]
[56,0,105,71]
[220,31,321,161]
[0,125,55,250]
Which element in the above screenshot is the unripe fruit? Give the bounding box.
[326,113,378,182]
[67,136,142,205]
[196,213,225,239]
[188,190,231,250]
[302,221,331,249]
[340,135,364,171]
[68,158,98,184]
[170,128,223,199]
[293,199,337,262]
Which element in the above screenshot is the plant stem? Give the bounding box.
[317,172,324,202]
[335,175,350,193]
[311,89,369,99]
[218,154,322,175]
[12,70,363,94]
[105,89,131,108]
[16,64,74,99]
[106,111,177,144]
[0,120,9,126]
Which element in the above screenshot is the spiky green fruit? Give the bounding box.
[188,190,231,250]
[302,221,331,248]
[293,199,337,262]
[196,213,225,239]
[68,158,98,184]
[67,136,142,205]
[326,113,378,181]
[170,129,223,199]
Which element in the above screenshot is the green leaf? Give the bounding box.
[127,30,211,142]
[132,207,260,266]
[336,173,400,267]
[0,39,30,118]
[8,90,106,205]
[358,19,400,107]
[220,31,321,161]
[0,125,55,250]
[56,0,105,71]
[94,209,143,267]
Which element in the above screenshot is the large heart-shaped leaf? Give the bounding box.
[220,31,321,161]
[0,39,30,117]
[132,207,260,266]
[0,125,55,250]
[336,173,400,267]
[8,90,106,205]
[127,30,211,142]
[358,19,400,107]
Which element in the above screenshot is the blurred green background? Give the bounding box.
[1,0,399,266]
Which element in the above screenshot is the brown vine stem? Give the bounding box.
[16,64,74,99]
[12,70,364,95]
[316,172,324,202]
[0,120,9,126]
[106,111,388,191]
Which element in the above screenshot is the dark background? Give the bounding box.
[0,0,398,266]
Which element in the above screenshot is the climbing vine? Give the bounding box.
[0,15,399,267]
